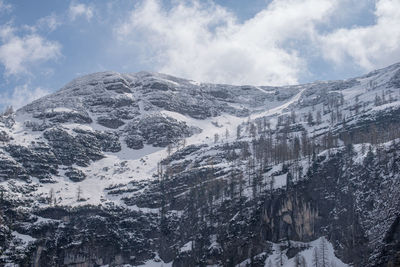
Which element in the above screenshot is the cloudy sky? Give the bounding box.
[0,0,400,110]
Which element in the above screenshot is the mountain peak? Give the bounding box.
[1,62,400,266]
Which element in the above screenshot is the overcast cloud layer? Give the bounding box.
[0,0,400,109]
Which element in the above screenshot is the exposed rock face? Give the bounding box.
[123,115,195,148]
[96,116,125,129]
[125,134,144,150]
[4,206,159,267]
[138,115,191,147]
[43,128,104,167]
[0,131,10,142]
[65,168,86,182]
[34,110,93,124]
[72,128,121,153]
[262,193,318,241]
[19,70,298,126]
[38,127,121,169]
[5,144,58,183]
[0,114,15,128]
[85,95,136,110]
[0,152,28,181]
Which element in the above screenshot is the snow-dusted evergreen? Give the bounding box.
[1,63,400,266]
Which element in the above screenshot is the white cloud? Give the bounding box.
[37,14,61,32]
[115,0,336,85]
[320,0,400,70]
[0,27,61,76]
[0,0,12,13]
[0,24,13,39]
[115,0,400,85]
[69,1,94,21]
[0,84,49,109]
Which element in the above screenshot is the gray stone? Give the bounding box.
[97,116,125,129]
[65,168,86,182]
[125,134,144,150]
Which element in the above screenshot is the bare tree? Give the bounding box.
[375,93,382,106]
[0,186,5,205]
[312,247,319,267]
[77,186,83,202]
[294,253,301,267]
[2,106,14,116]
[225,128,230,139]
[307,111,314,126]
[294,253,306,267]
[355,95,360,114]
[316,110,322,125]
[291,110,296,124]
[48,188,55,205]
[269,176,275,194]
[180,139,186,149]
[249,123,257,138]
[319,237,329,267]
[214,133,219,143]
[167,144,173,156]
[236,125,241,139]
[278,245,284,266]
[238,170,244,199]
[293,136,301,160]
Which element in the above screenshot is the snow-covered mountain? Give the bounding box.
[1,63,400,266]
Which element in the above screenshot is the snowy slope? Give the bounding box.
[1,62,400,213]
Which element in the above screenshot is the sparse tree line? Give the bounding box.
[0,106,14,117]
[153,96,400,265]
[374,89,398,107]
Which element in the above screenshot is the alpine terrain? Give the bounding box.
[1,62,400,267]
